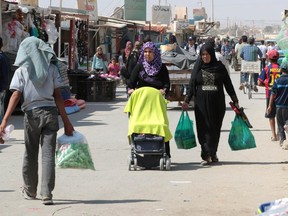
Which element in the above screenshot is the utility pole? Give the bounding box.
[58,0,62,58]
[211,0,214,22]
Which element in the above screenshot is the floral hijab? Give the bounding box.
[137,42,162,76]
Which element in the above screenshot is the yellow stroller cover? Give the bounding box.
[124,87,172,142]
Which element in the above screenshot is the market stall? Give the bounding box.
[1,1,122,102]
[48,7,118,102]
[161,44,197,102]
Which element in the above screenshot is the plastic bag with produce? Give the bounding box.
[56,131,95,170]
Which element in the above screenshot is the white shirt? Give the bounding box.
[215,51,230,74]
[10,64,62,111]
[258,44,267,58]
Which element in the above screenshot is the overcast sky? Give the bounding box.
[40,0,285,27]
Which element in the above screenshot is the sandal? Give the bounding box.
[271,137,278,141]
[200,156,212,166]
[211,155,219,163]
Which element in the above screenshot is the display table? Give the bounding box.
[68,73,116,102]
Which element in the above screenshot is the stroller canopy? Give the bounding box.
[124,87,172,142]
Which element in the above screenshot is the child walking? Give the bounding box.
[258,50,281,141]
[267,61,288,146]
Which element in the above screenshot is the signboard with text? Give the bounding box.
[174,20,189,33]
[151,5,171,25]
[124,0,146,21]
[20,0,38,6]
[77,0,98,20]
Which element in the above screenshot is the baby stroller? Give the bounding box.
[124,87,172,171]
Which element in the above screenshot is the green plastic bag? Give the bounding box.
[56,131,95,170]
[228,115,256,151]
[174,111,197,149]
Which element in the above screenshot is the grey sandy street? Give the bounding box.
[1,68,288,216]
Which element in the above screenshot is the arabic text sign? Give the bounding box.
[152,5,171,25]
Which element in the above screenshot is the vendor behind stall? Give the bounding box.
[92,46,107,73]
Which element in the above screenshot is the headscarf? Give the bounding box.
[133,41,141,52]
[199,43,223,73]
[137,42,162,76]
[14,36,57,87]
[96,46,107,61]
[191,43,224,78]
[125,41,132,59]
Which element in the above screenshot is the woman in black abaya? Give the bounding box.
[183,43,239,165]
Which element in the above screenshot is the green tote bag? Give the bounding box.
[174,111,197,149]
[228,115,256,151]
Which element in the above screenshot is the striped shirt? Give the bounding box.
[271,74,288,108]
[240,45,263,61]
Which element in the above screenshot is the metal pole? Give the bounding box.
[149,21,151,39]
[211,0,214,22]
[58,0,62,58]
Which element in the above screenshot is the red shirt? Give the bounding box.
[258,62,281,98]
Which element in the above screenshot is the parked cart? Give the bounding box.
[161,45,196,103]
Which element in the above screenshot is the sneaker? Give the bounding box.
[239,84,244,90]
[42,197,53,205]
[21,187,36,200]
[253,86,258,92]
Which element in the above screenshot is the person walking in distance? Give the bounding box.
[258,40,268,70]
[0,37,10,125]
[0,37,74,205]
[221,39,233,65]
[184,36,198,57]
[258,50,281,142]
[239,37,263,92]
[235,35,248,88]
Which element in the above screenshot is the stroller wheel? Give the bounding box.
[159,158,164,171]
[165,158,171,170]
[127,155,132,171]
[133,158,137,170]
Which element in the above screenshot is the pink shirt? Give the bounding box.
[108,63,120,76]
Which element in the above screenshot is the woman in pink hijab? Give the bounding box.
[124,41,132,64]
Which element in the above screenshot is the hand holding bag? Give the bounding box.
[174,111,197,149]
